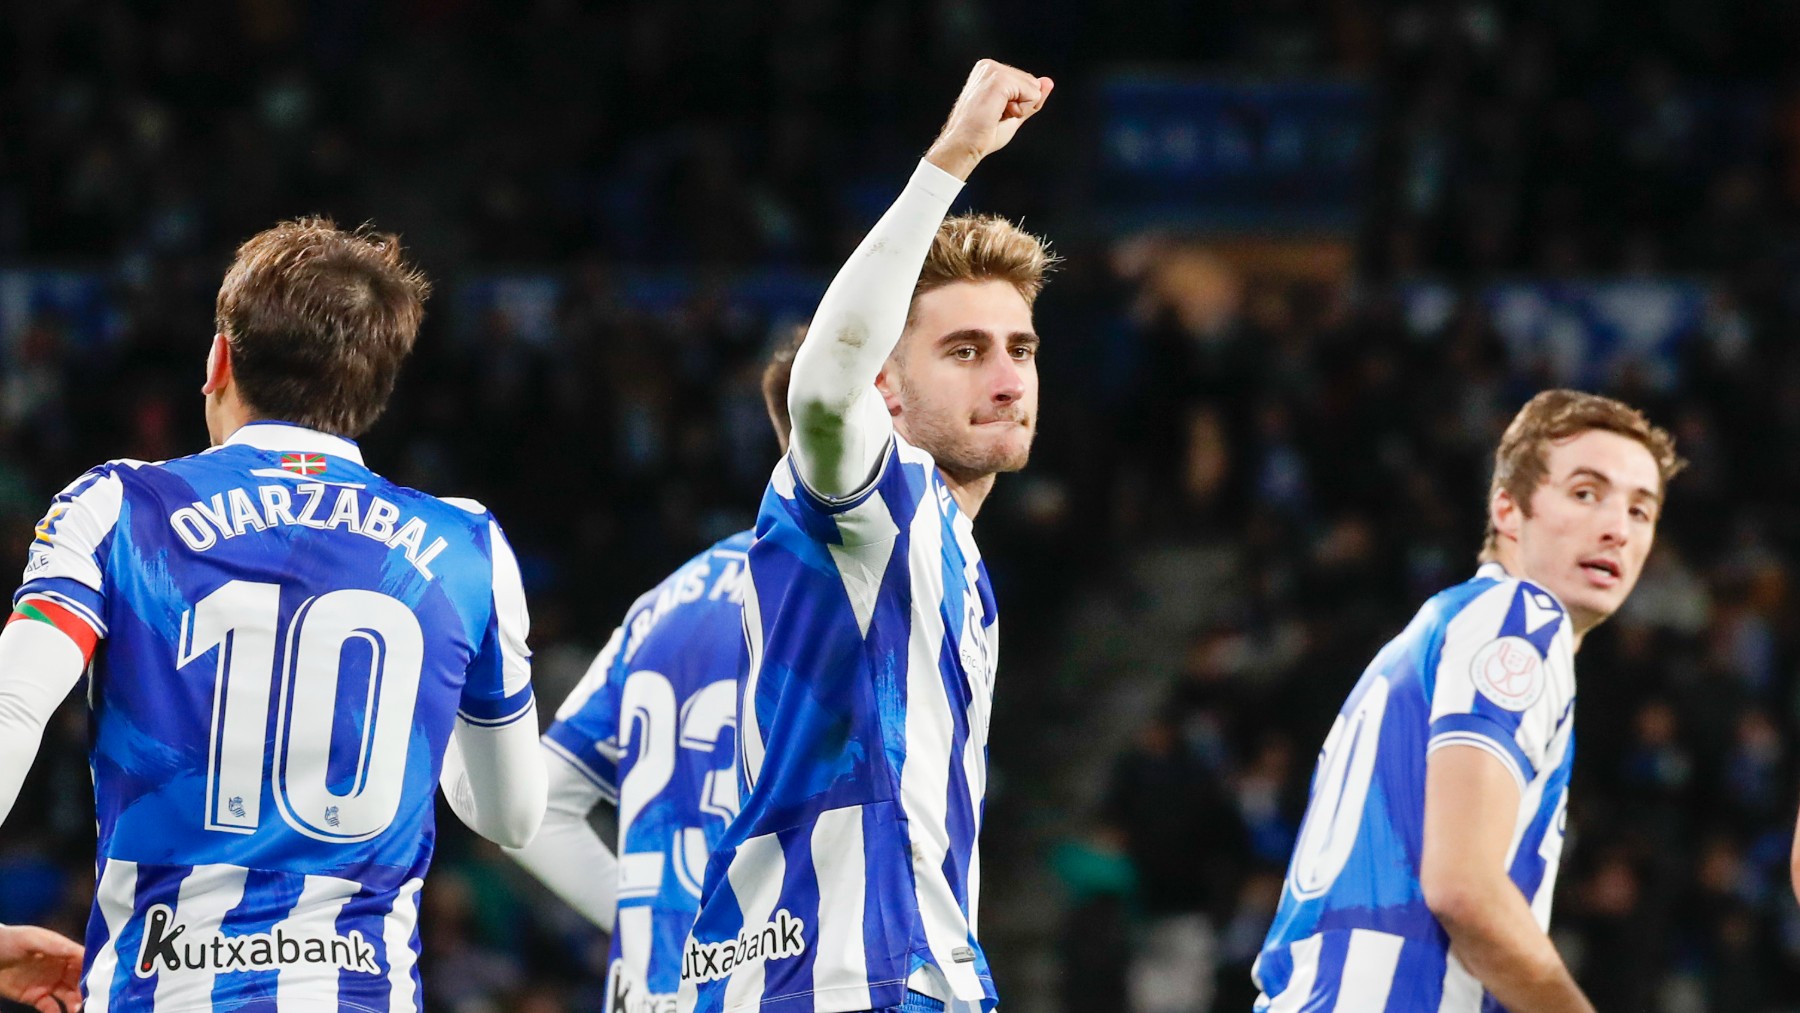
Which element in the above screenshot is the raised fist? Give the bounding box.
[925,59,1054,181]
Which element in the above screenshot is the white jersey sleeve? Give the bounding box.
[787,159,964,499]
[503,743,619,931]
[441,514,546,848]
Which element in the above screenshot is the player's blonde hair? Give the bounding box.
[909,213,1057,318]
[1479,389,1685,562]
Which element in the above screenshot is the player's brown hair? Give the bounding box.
[909,213,1056,317]
[761,324,806,453]
[1479,389,1685,561]
[215,217,431,438]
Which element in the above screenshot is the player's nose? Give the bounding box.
[988,357,1026,403]
[1597,501,1631,544]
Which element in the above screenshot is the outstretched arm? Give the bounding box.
[787,59,1053,498]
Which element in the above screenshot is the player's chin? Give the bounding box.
[946,439,1031,478]
[1565,585,1627,625]
[979,431,1033,473]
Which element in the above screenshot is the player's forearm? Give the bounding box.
[1431,883,1594,1013]
[0,622,87,827]
[442,711,548,848]
[503,751,619,931]
[787,159,963,496]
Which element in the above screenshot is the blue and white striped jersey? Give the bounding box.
[681,434,999,1013]
[20,422,534,1013]
[544,531,750,1013]
[1255,564,1577,1012]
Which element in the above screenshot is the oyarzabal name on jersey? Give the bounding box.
[680,910,806,984]
[167,484,450,579]
[133,903,381,978]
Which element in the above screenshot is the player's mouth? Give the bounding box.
[1578,557,1622,588]
[971,413,1029,428]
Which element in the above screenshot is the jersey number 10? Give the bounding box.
[178,580,424,844]
[1288,675,1390,900]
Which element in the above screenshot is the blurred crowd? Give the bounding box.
[6,1,1800,1011]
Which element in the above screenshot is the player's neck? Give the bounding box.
[939,468,996,520]
[205,395,259,448]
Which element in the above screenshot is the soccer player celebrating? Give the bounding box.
[679,60,1053,1013]
[1255,390,1683,1012]
[484,332,803,1013]
[0,219,547,1012]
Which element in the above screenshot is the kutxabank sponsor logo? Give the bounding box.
[606,961,675,1013]
[680,910,807,984]
[133,904,381,978]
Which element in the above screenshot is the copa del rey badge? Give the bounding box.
[1470,636,1545,712]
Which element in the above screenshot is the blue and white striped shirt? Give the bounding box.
[543,531,751,1012]
[1255,565,1576,1012]
[681,434,999,1013]
[22,422,534,1013]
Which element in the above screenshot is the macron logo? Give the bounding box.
[1523,591,1561,635]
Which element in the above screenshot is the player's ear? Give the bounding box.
[874,365,904,417]
[202,333,232,396]
[1491,486,1522,543]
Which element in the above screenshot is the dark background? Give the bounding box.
[5,1,1800,1010]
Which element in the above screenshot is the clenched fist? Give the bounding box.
[925,59,1054,181]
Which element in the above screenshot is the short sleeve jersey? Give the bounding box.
[543,531,751,1012]
[681,434,999,1013]
[1254,564,1577,1013]
[21,423,534,1013]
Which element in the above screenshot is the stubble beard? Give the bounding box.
[898,401,1035,482]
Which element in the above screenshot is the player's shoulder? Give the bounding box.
[1427,565,1570,657]
[404,491,497,529]
[703,529,755,561]
[657,529,755,607]
[56,455,187,502]
[618,530,756,641]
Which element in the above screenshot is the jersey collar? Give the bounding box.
[224,421,365,466]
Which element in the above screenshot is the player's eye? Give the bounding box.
[1010,345,1036,361]
[1572,487,1597,502]
[1631,505,1654,522]
[953,346,979,361]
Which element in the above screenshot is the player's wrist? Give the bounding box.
[910,157,967,205]
[923,139,982,181]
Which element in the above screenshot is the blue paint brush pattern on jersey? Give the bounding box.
[18,423,534,1013]
[544,530,751,1012]
[682,434,999,1013]
[1255,564,1577,1012]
